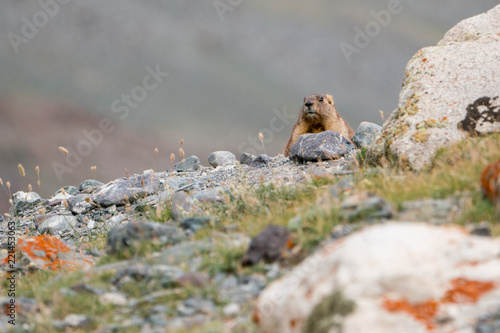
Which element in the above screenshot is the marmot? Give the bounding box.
[284,94,354,156]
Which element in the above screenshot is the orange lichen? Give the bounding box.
[480,158,500,203]
[2,235,81,271]
[383,299,438,330]
[422,58,428,62]
[442,278,495,303]
[383,278,496,330]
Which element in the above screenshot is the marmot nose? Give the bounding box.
[305,102,314,108]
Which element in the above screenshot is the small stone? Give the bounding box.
[191,189,226,203]
[106,221,185,254]
[68,194,94,215]
[242,225,290,266]
[249,154,270,168]
[208,151,237,168]
[99,292,128,306]
[176,272,210,288]
[222,303,241,317]
[468,222,492,237]
[50,186,79,201]
[10,191,42,216]
[180,217,216,233]
[174,155,201,172]
[93,173,160,207]
[240,153,256,165]
[289,130,355,163]
[39,215,78,235]
[176,298,216,317]
[87,219,96,230]
[171,191,202,221]
[79,179,104,192]
[64,314,92,328]
[287,216,302,231]
[341,192,393,221]
[351,122,382,149]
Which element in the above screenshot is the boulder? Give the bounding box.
[93,172,160,207]
[208,151,236,168]
[254,222,500,333]
[367,5,500,170]
[289,130,355,163]
[1,235,93,271]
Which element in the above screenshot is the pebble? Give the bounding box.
[249,154,270,168]
[171,191,202,220]
[174,155,201,172]
[208,151,237,168]
[38,214,78,235]
[240,152,256,165]
[79,179,105,192]
[351,121,382,149]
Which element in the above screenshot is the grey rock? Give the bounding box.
[39,215,78,235]
[106,221,186,254]
[400,198,456,224]
[242,225,290,266]
[330,224,357,240]
[79,179,104,192]
[154,240,212,266]
[176,272,210,288]
[68,194,94,215]
[134,190,174,212]
[341,192,393,221]
[468,222,492,237]
[328,178,355,199]
[222,303,241,317]
[64,314,92,328]
[289,130,355,163]
[218,274,266,304]
[99,292,128,306]
[287,216,302,231]
[165,177,204,191]
[177,298,216,317]
[208,151,237,168]
[351,122,382,149]
[191,189,226,203]
[10,191,42,216]
[367,5,500,170]
[240,152,256,165]
[180,217,216,233]
[249,154,270,168]
[106,214,128,228]
[50,186,80,201]
[171,191,202,221]
[93,173,160,207]
[111,264,184,288]
[475,308,500,333]
[174,155,201,172]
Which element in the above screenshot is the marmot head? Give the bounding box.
[301,94,336,123]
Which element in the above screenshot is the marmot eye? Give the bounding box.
[319,97,324,102]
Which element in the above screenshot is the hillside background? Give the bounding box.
[0,0,497,213]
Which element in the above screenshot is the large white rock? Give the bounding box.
[367,5,500,170]
[254,222,500,333]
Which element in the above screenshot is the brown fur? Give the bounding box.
[284,94,355,156]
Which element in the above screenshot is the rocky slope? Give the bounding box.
[1,4,500,333]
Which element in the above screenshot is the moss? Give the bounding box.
[302,290,356,333]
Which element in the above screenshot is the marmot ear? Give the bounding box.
[326,94,334,105]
